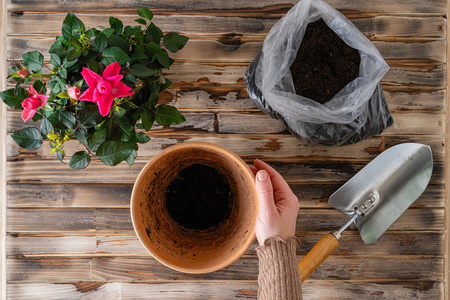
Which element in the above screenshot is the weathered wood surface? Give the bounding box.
[6,281,443,300]
[6,256,444,282]
[6,182,445,208]
[6,231,445,257]
[6,0,448,14]
[5,208,445,233]
[3,0,448,299]
[7,38,448,62]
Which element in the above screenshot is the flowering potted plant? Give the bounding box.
[1,8,188,169]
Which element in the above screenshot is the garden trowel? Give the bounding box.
[298,143,433,282]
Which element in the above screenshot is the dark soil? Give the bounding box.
[290,19,360,104]
[165,164,233,230]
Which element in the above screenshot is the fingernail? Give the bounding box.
[257,170,268,181]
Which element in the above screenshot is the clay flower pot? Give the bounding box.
[131,142,258,273]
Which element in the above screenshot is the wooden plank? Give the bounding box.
[6,62,447,92]
[6,0,448,14]
[0,0,7,297]
[7,14,446,39]
[165,88,446,111]
[217,112,446,136]
[5,208,444,233]
[6,134,446,165]
[6,256,443,282]
[6,182,444,209]
[7,38,447,63]
[445,2,450,299]
[6,160,445,184]
[6,231,445,257]
[6,281,444,299]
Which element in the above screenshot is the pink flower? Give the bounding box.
[68,86,81,100]
[17,69,29,78]
[79,62,134,116]
[21,86,48,122]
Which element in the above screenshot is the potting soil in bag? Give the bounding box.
[244,0,393,145]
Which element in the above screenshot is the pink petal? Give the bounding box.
[28,86,38,96]
[111,82,135,98]
[105,75,123,88]
[81,67,102,87]
[78,87,96,102]
[96,95,114,116]
[21,108,36,122]
[103,62,121,78]
[36,94,48,108]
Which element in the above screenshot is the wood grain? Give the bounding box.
[6,182,445,209]
[6,281,443,300]
[5,208,444,233]
[7,14,446,40]
[5,160,446,184]
[6,256,443,282]
[6,231,445,257]
[0,0,8,297]
[7,38,447,62]
[6,0,448,14]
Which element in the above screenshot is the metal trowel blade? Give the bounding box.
[328,143,433,244]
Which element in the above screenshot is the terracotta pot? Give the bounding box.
[131,142,258,274]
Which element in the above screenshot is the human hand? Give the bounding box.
[249,159,299,245]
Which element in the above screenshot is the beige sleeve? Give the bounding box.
[256,236,303,300]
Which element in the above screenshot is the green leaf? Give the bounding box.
[129,64,158,77]
[74,127,88,145]
[93,33,108,53]
[117,116,136,142]
[101,47,131,65]
[32,80,46,95]
[108,34,129,53]
[87,128,107,152]
[48,78,62,94]
[22,51,44,73]
[60,67,68,79]
[135,18,147,25]
[131,51,147,63]
[163,33,189,53]
[125,148,138,167]
[137,8,153,21]
[48,111,66,129]
[0,88,28,109]
[155,52,170,69]
[11,127,43,150]
[39,117,55,139]
[109,17,123,35]
[69,151,91,169]
[136,132,150,143]
[62,12,85,41]
[155,104,185,126]
[58,110,77,129]
[141,108,155,131]
[49,40,65,56]
[124,26,137,36]
[160,78,172,91]
[96,140,136,166]
[113,106,126,118]
[50,53,61,67]
[79,105,103,128]
[102,28,115,37]
[145,42,164,54]
[145,23,163,44]
[32,113,43,122]
[56,149,65,162]
[87,61,101,74]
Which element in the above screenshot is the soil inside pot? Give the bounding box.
[165,164,233,230]
[290,18,361,104]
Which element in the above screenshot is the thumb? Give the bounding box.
[256,170,277,219]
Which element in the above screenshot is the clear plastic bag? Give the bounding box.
[244,0,393,145]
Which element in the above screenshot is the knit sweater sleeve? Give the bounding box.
[256,236,303,300]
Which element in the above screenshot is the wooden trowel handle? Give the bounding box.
[298,233,339,282]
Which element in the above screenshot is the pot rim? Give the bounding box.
[130,141,258,274]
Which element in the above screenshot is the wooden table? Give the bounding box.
[1,0,448,299]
